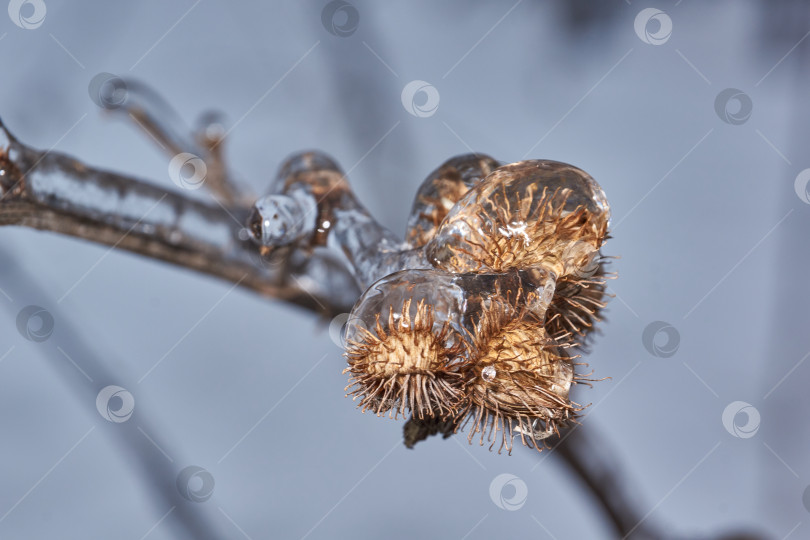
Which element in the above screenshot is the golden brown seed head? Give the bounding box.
[546,258,614,342]
[426,160,610,277]
[457,302,581,453]
[344,299,467,420]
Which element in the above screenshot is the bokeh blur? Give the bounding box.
[1,1,808,538]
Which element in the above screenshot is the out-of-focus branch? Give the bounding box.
[0,119,358,316]
[549,426,660,539]
[104,78,245,205]
[0,250,228,540]
[549,426,770,540]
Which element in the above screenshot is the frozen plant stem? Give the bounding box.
[0,119,358,316]
[248,152,428,289]
[101,77,244,205]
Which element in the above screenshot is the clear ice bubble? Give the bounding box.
[344,267,559,355]
[344,269,470,351]
[481,365,496,382]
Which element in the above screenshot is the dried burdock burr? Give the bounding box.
[425,159,614,341]
[425,159,610,276]
[343,269,471,420]
[343,268,559,423]
[546,259,613,343]
[457,295,582,454]
[405,153,500,248]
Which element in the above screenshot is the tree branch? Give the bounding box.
[0,118,358,316]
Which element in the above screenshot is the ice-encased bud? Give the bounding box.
[425,160,610,278]
[247,190,317,246]
[274,151,342,183]
[344,269,471,420]
[405,154,500,248]
[462,296,578,453]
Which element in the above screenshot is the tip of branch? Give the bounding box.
[0,118,24,198]
[0,116,18,149]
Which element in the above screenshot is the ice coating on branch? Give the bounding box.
[425,160,610,278]
[405,153,500,248]
[328,208,424,288]
[248,151,433,289]
[248,191,317,246]
[0,118,363,312]
[274,151,342,181]
[0,120,234,251]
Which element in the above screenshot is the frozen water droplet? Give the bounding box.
[481,365,496,382]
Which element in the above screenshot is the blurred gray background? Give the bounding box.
[1,0,808,538]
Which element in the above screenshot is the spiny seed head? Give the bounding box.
[546,257,615,343]
[456,300,584,454]
[344,298,467,420]
[426,160,610,278]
